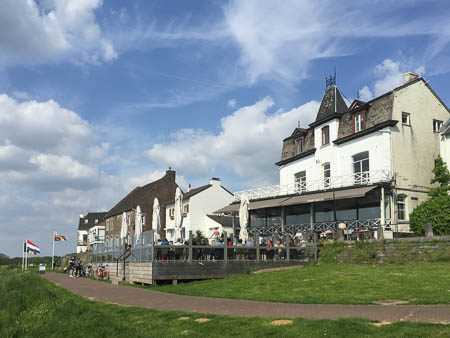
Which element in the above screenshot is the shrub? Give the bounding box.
[409,194,450,235]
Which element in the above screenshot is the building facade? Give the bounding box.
[77,212,107,253]
[104,169,179,242]
[219,73,449,234]
[165,178,234,241]
[440,119,450,166]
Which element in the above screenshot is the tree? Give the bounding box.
[409,155,450,235]
[409,195,450,235]
[428,155,450,198]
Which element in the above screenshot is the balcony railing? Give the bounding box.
[234,170,392,201]
[77,240,87,246]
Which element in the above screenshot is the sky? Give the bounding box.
[1,0,450,257]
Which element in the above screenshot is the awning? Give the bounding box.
[215,186,378,212]
[214,203,240,213]
[334,186,377,199]
[279,185,378,207]
[248,197,290,210]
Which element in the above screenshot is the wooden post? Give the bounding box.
[188,231,193,262]
[256,235,260,261]
[286,234,290,262]
[151,231,155,262]
[223,231,228,261]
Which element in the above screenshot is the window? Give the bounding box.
[85,219,88,224]
[402,112,410,125]
[353,151,369,184]
[321,126,330,145]
[323,163,331,188]
[169,208,174,219]
[296,138,303,154]
[352,111,365,133]
[295,171,307,192]
[183,204,189,215]
[95,219,98,224]
[397,195,407,221]
[433,119,443,133]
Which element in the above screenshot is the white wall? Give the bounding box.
[165,181,234,240]
[280,126,391,188]
[441,133,450,166]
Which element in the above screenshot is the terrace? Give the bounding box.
[233,170,392,201]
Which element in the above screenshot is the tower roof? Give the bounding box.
[315,86,348,122]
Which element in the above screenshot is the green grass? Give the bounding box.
[151,262,450,305]
[1,267,449,337]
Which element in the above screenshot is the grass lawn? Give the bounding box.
[1,267,449,337]
[152,262,450,305]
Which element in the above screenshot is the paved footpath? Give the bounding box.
[43,273,450,323]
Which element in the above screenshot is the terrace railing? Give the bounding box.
[234,170,392,201]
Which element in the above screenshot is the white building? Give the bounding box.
[88,224,105,251]
[220,72,449,234]
[165,178,234,241]
[77,212,106,253]
[440,119,450,166]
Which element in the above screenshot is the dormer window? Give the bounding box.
[321,126,330,146]
[296,138,303,154]
[352,110,366,133]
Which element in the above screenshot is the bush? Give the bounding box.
[409,194,450,235]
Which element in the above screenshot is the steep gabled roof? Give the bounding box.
[78,212,107,231]
[106,176,167,218]
[167,184,212,204]
[315,86,348,122]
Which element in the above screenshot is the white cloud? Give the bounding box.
[227,98,237,108]
[224,1,450,85]
[0,0,116,66]
[147,97,319,185]
[124,170,189,192]
[358,59,426,101]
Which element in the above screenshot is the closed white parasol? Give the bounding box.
[174,187,183,241]
[120,211,128,241]
[239,194,249,242]
[152,198,161,243]
[135,205,143,245]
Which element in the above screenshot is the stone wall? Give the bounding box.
[92,261,153,285]
[319,236,450,264]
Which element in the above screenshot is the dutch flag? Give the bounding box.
[26,240,40,255]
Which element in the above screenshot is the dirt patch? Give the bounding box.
[195,318,210,323]
[270,320,293,326]
[370,321,392,327]
[253,265,303,274]
[373,300,410,306]
[178,317,190,321]
[182,330,190,334]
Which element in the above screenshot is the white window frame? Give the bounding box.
[321,126,330,146]
[402,112,410,126]
[354,113,364,132]
[323,162,331,188]
[352,151,370,184]
[297,138,303,154]
[397,194,407,221]
[433,119,443,133]
[295,171,307,192]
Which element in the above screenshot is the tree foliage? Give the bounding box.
[429,155,450,198]
[409,195,450,235]
[410,156,450,235]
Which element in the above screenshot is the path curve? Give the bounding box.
[42,273,450,323]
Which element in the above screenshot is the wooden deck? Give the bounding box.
[92,259,307,285]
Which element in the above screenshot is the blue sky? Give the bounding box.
[1,0,450,256]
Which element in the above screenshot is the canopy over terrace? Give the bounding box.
[214,185,391,235]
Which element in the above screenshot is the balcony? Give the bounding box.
[234,170,392,201]
[77,240,87,246]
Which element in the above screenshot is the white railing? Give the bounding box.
[234,170,392,201]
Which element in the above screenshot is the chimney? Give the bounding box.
[210,177,221,187]
[403,72,419,85]
[188,184,191,192]
[165,167,176,182]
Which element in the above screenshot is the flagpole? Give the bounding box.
[22,241,24,271]
[25,244,28,270]
[52,230,55,270]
